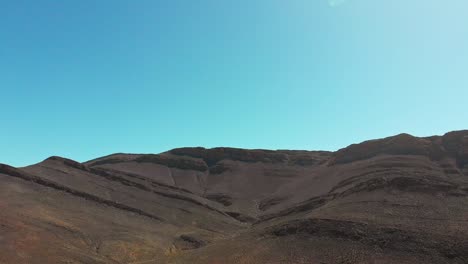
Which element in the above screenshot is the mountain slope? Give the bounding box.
[1,130,468,263]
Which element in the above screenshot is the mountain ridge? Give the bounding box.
[9,130,465,171]
[1,130,468,263]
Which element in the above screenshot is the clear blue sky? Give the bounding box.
[1,0,467,167]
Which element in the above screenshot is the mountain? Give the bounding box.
[1,130,468,264]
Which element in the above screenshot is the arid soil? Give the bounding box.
[1,130,468,263]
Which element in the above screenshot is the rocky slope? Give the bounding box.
[1,130,468,263]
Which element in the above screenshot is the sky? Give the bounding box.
[1,0,468,167]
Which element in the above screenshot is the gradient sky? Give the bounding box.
[1,0,468,167]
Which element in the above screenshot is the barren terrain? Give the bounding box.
[1,130,468,263]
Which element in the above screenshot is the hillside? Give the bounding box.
[1,130,468,263]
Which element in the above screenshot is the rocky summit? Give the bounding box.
[1,131,468,264]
